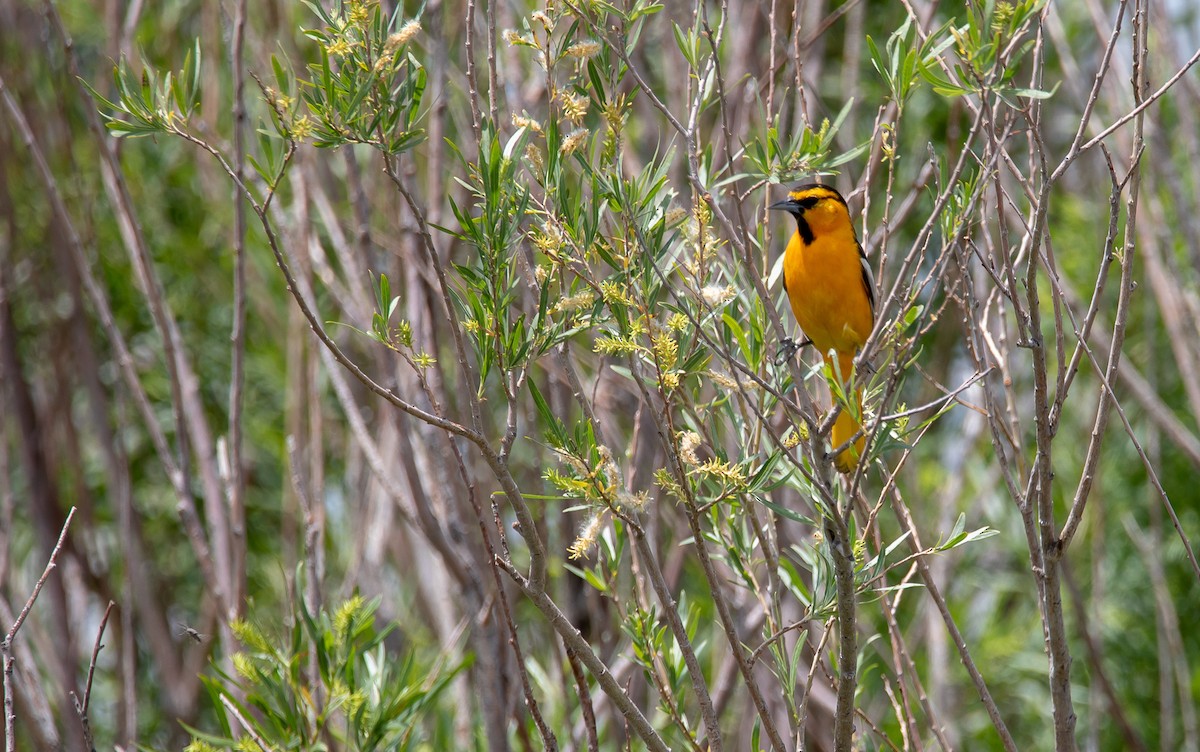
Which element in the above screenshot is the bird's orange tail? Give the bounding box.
[825,350,864,473]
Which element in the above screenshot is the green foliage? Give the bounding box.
[445,125,550,392]
[867,16,958,106]
[295,2,426,153]
[89,39,203,137]
[916,0,1058,103]
[176,596,466,752]
[744,99,870,185]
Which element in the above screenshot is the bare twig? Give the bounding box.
[3,507,76,752]
[71,600,113,752]
[464,0,483,135]
[220,694,274,751]
[564,640,600,752]
[798,621,833,751]
[1056,43,1200,179]
[81,600,115,715]
[3,507,76,648]
[1062,564,1148,751]
[889,489,1019,752]
[497,557,670,752]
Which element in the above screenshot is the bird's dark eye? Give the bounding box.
[797,197,820,211]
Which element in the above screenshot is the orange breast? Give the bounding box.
[782,227,874,356]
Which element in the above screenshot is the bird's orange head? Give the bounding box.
[768,183,852,244]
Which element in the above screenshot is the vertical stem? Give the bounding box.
[486,0,499,125]
[227,0,249,620]
[828,507,858,752]
[1020,14,1076,751]
[1,650,12,752]
[681,503,788,752]
[464,0,482,134]
[630,529,724,751]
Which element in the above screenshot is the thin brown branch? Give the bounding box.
[1062,564,1148,751]
[564,641,600,752]
[464,0,483,135]
[81,600,115,715]
[3,506,76,646]
[1057,43,1200,179]
[1056,155,1143,550]
[71,599,114,752]
[888,489,1019,752]
[497,557,670,752]
[828,509,858,752]
[220,694,274,751]
[3,507,76,752]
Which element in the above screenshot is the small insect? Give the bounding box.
[176,624,206,643]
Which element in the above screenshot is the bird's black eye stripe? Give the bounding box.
[797,196,821,210]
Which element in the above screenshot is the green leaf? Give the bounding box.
[528,378,567,447]
[757,495,814,525]
[586,59,608,107]
[564,563,610,593]
[1009,83,1058,100]
[746,450,784,493]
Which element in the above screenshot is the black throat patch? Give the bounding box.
[794,214,815,245]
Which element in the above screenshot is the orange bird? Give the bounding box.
[770,184,876,472]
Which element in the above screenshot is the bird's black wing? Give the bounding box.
[858,243,877,317]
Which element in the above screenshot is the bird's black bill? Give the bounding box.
[768,199,794,212]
